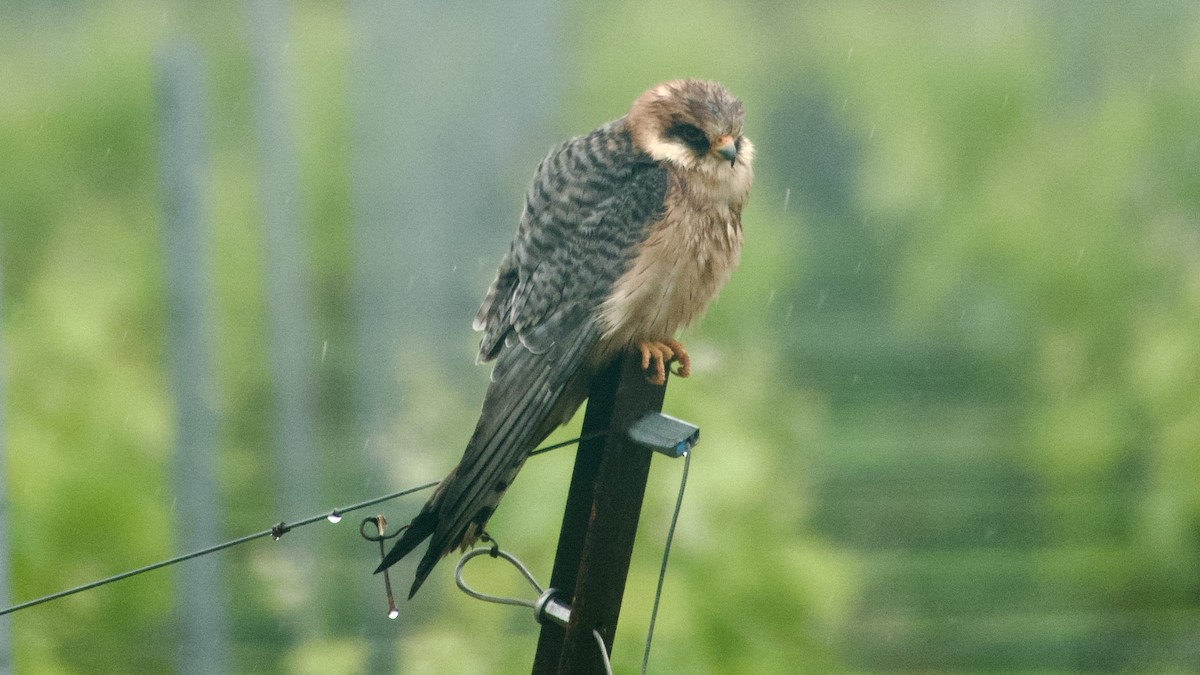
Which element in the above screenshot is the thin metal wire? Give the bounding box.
[0,527,273,618]
[0,431,602,618]
[594,628,614,675]
[0,479,441,617]
[452,439,691,675]
[641,449,692,674]
[362,516,406,619]
[454,544,613,673]
[454,546,545,609]
[528,429,606,457]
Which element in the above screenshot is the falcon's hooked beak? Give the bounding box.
[712,135,738,166]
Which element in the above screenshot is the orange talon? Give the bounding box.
[636,339,689,385]
[664,338,691,378]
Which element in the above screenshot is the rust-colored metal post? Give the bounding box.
[531,351,667,674]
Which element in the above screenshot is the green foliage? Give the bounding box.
[2,1,1200,672]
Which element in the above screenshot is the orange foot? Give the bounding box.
[637,338,691,386]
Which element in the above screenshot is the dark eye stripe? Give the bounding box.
[666,123,710,155]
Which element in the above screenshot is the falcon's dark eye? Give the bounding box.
[667,123,710,155]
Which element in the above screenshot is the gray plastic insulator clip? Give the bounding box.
[627,412,699,458]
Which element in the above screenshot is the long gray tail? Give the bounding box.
[375,323,601,599]
[372,496,439,583]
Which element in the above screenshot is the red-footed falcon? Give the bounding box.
[377,79,754,598]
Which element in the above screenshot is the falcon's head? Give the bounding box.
[627,79,754,190]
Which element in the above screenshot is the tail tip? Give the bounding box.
[374,548,404,575]
[406,548,441,599]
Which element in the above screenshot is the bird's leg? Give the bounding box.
[480,531,500,557]
[637,338,691,385]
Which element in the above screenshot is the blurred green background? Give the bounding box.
[2,1,1200,673]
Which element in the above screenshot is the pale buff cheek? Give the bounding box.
[642,134,755,195]
[642,136,695,169]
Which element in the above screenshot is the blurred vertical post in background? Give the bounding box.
[345,6,409,671]
[0,234,12,671]
[346,1,561,665]
[155,42,227,675]
[247,0,321,640]
[347,0,563,452]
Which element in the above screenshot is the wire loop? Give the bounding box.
[448,426,692,675]
[454,541,576,630]
[359,517,406,542]
[454,546,545,609]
